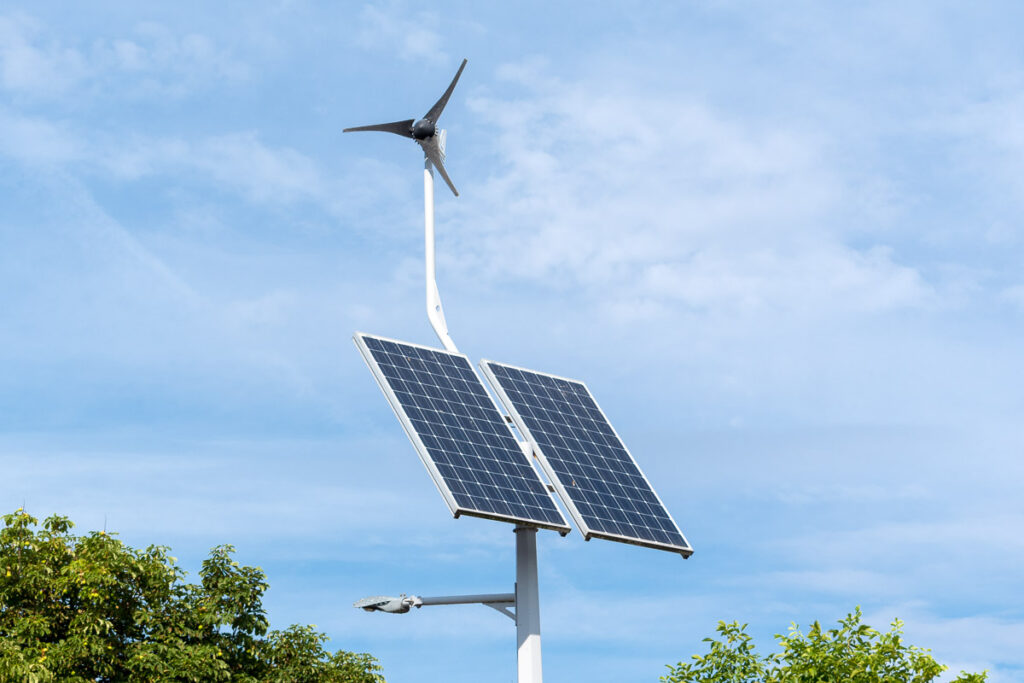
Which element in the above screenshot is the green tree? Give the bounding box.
[0,509,384,683]
[663,608,986,683]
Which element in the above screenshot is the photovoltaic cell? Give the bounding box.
[354,333,570,533]
[481,361,692,556]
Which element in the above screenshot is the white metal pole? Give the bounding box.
[423,159,459,353]
[515,526,542,683]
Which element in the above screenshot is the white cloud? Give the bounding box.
[0,108,80,164]
[779,514,1024,569]
[0,12,248,100]
[0,13,86,95]
[773,481,930,505]
[862,604,1024,682]
[97,21,250,97]
[448,64,933,318]
[185,132,326,203]
[935,74,1024,235]
[758,568,902,597]
[0,115,332,209]
[634,244,928,314]
[355,3,447,64]
[1001,284,1024,310]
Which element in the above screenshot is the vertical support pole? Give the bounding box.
[515,526,542,683]
[423,159,459,353]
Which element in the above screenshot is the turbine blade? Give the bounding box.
[419,138,459,197]
[423,59,467,124]
[343,119,415,137]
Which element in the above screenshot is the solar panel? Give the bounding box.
[354,333,570,533]
[480,361,692,556]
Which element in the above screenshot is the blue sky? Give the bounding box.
[2,1,1023,681]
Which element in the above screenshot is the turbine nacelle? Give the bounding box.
[343,59,467,196]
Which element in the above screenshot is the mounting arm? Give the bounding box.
[354,591,516,621]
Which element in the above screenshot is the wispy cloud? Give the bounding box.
[0,13,86,95]
[447,64,933,319]
[774,513,1024,583]
[1001,284,1024,311]
[104,21,250,90]
[772,481,931,505]
[0,108,80,163]
[862,604,1024,683]
[98,131,328,204]
[942,79,1024,200]
[0,12,248,100]
[355,3,447,64]
[0,112,333,210]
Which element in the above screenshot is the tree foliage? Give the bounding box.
[663,608,986,683]
[0,509,384,682]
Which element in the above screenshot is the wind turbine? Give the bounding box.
[343,59,468,354]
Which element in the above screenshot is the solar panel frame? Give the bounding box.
[353,332,571,534]
[480,360,693,557]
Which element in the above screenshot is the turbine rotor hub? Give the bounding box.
[412,118,436,139]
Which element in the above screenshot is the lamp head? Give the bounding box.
[353,594,422,614]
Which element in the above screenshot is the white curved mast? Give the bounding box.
[423,134,458,353]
